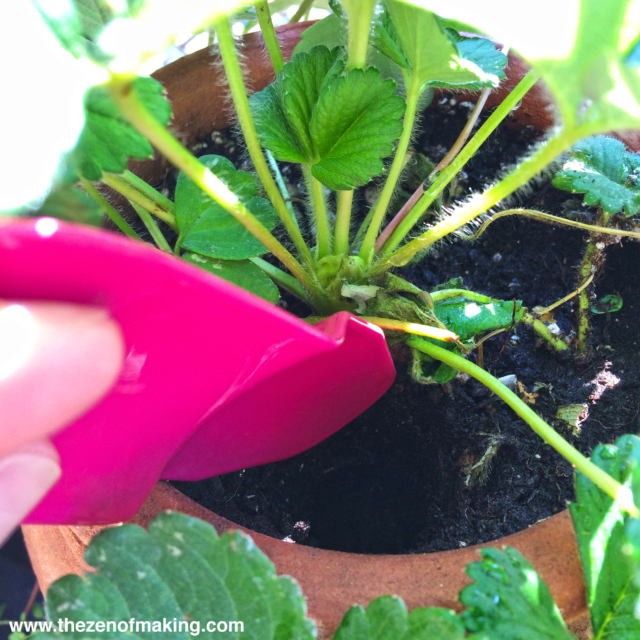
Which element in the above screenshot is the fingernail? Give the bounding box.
[0,443,61,545]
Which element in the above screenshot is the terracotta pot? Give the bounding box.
[24,482,590,639]
[24,21,597,640]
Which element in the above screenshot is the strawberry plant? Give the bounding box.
[553,135,640,354]
[5,0,640,525]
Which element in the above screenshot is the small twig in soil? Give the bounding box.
[555,255,568,288]
[615,403,640,428]
[536,273,594,316]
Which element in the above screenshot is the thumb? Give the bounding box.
[0,301,125,458]
[0,439,60,545]
[0,302,124,543]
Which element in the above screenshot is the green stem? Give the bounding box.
[359,76,421,263]
[459,208,640,242]
[353,150,413,248]
[101,172,177,230]
[290,0,315,23]
[334,190,354,256]
[375,70,540,267]
[375,126,586,274]
[344,0,376,70]
[130,202,172,252]
[254,0,284,74]
[213,16,314,270]
[108,73,313,290]
[431,86,492,174]
[577,241,598,354]
[304,165,330,259]
[250,257,308,300]
[117,170,176,216]
[266,150,298,224]
[329,0,375,259]
[430,289,494,304]
[521,311,569,352]
[79,177,142,240]
[406,336,638,517]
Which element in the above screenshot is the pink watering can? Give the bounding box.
[0,219,395,525]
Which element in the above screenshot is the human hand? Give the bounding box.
[0,302,124,545]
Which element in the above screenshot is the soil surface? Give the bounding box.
[170,97,640,554]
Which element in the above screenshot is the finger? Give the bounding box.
[0,302,125,458]
[0,439,60,546]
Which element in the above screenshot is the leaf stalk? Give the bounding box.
[107,73,313,290]
[79,177,142,240]
[254,0,284,74]
[374,70,540,268]
[406,336,639,517]
[213,16,315,270]
[130,202,173,252]
[334,190,354,256]
[359,76,421,263]
[101,172,177,230]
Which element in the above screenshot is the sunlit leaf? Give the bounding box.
[569,434,640,639]
[553,136,640,215]
[405,0,640,130]
[251,46,405,190]
[434,298,523,342]
[175,155,278,260]
[68,76,172,181]
[385,1,503,91]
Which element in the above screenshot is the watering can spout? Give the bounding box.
[0,220,395,525]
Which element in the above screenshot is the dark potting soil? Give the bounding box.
[168,97,640,554]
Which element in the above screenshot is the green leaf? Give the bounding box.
[406,0,640,131]
[71,0,114,42]
[283,47,346,160]
[460,547,575,639]
[309,67,405,190]
[626,455,640,620]
[334,595,464,640]
[68,76,172,181]
[176,155,258,233]
[250,46,405,190]
[251,47,342,164]
[41,512,315,640]
[372,3,410,70]
[591,293,624,314]
[434,298,523,342]
[35,0,142,61]
[181,198,278,260]
[385,2,503,91]
[569,434,640,640]
[553,136,640,215]
[293,14,346,63]
[182,253,280,304]
[411,338,459,384]
[293,12,406,86]
[33,0,85,58]
[175,155,278,260]
[441,30,507,90]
